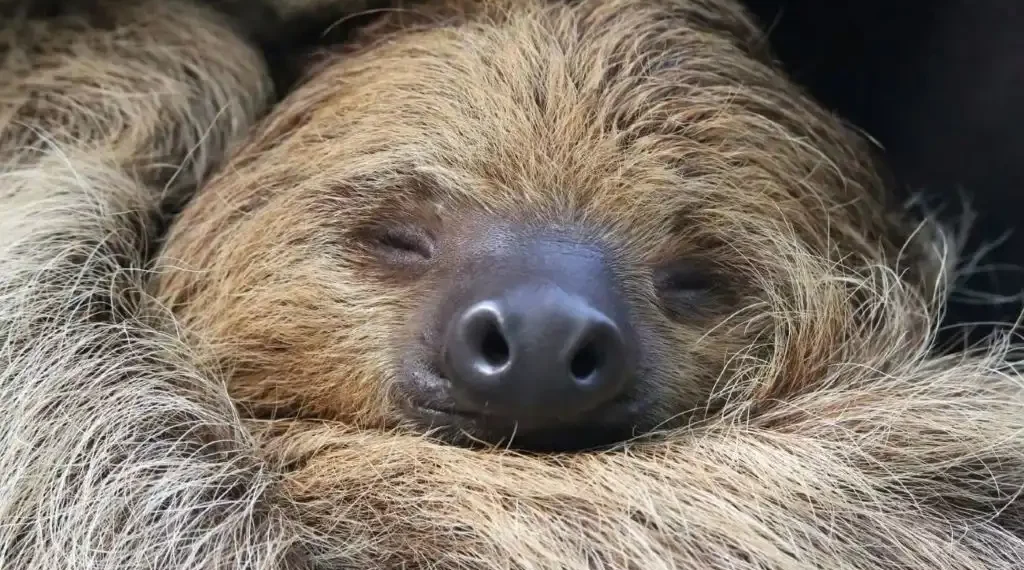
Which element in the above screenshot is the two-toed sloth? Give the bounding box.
[2,0,1023,568]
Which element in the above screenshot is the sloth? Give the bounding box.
[2,0,1024,569]
[154,0,939,452]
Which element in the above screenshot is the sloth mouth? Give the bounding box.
[407,404,647,453]
[397,364,651,452]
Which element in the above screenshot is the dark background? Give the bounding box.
[740,0,1024,346]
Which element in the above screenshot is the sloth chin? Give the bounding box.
[397,364,656,453]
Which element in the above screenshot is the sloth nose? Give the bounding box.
[440,246,636,423]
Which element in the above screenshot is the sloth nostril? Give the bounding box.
[480,325,510,367]
[569,341,600,381]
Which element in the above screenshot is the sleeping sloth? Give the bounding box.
[5,0,1024,568]
[154,0,939,452]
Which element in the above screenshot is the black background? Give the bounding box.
[741,0,1024,346]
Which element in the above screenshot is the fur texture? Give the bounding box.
[154,0,947,442]
[1,0,1023,569]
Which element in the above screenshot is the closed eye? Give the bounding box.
[657,267,713,292]
[653,263,721,319]
[366,225,435,263]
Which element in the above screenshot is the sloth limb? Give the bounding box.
[0,1,290,568]
[269,339,1024,569]
[2,1,1024,569]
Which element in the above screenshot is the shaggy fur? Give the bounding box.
[2,0,1024,569]
[155,0,947,440]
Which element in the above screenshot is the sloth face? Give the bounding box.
[154,0,922,451]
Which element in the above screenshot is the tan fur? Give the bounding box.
[156,0,944,436]
[2,0,1023,569]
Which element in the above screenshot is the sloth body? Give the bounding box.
[1,1,1024,569]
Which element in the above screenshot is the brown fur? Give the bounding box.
[156,0,942,438]
[2,0,1023,569]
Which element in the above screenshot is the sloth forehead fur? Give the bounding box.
[153,0,931,446]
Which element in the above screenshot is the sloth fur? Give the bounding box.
[1,1,1024,569]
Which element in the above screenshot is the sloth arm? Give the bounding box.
[259,350,1024,570]
[0,2,288,568]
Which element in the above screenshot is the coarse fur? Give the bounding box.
[1,1,1024,570]
[155,0,948,446]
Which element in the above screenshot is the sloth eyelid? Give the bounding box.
[365,225,435,262]
[652,263,722,318]
[654,264,715,292]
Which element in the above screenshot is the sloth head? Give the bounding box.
[153,0,935,451]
